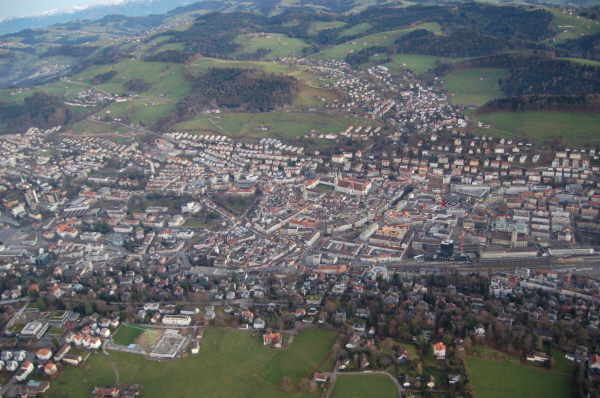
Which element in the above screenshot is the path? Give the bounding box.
[102,339,120,385]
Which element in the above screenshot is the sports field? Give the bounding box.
[113,325,143,346]
[443,68,508,106]
[330,374,399,398]
[49,327,336,398]
[474,111,600,146]
[466,356,573,398]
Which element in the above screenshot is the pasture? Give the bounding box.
[48,327,336,398]
[443,68,508,106]
[330,374,399,398]
[466,356,573,398]
[474,111,600,147]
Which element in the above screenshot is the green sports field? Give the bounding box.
[466,356,573,398]
[330,374,399,398]
[113,325,143,346]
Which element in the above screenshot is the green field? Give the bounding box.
[47,352,116,398]
[113,325,143,346]
[466,357,573,398]
[330,374,399,398]
[544,7,600,43]
[257,328,338,384]
[559,57,600,67]
[443,68,508,106]
[232,33,310,60]
[340,22,373,37]
[309,28,417,60]
[552,349,578,376]
[175,112,380,140]
[474,111,600,146]
[50,328,331,398]
[384,54,461,74]
[308,21,347,34]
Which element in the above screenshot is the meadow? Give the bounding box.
[473,111,600,146]
[544,7,600,43]
[231,33,311,60]
[330,374,399,398]
[48,327,336,398]
[466,356,573,398]
[442,68,508,106]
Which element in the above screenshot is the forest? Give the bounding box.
[0,91,79,132]
[143,50,199,64]
[501,60,600,96]
[153,68,299,133]
[91,70,118,85]
[477,94,600,114]
[40,44,98,58]
[124,78,154,93]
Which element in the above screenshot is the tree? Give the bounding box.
[96,300,108,315]
[36,297,47,312]
[280,376,293,392]
[84,300,94,316]
[299,378,317,393]
[324,300,337,314]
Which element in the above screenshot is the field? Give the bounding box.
[384,54,463,74]
[47,352,116,398]
[49,327,335,398]
[257,328,339,384]
[559,57,600,66]
[231,33,310,60]
[113,325,143,346]
[443,68,508,106]
[309,28,417,60]
[174,112,381,141]
[340,22,373,37]
[466,356,573,398]
[544,7,600,43]
[330,374,399,398]
[308,21,347,34]
[473,111,600,146]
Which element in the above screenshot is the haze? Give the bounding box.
[0,0,121,19]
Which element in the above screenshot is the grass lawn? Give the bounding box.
[53,328,323,398]
[473,111,600,146]
[559,57,600,67]
[466,356,573,398]
[258,328,338,384]
[552,349,578,376]
[443,68,508,106]
[330,374,399,398]
[113,325,143,346]
[47,352,116,398]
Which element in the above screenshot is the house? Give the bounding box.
[36,348,53,361]
[90,337,102,349]
[92,387,120,398]
[396,346,410,361]
[15,361,34,381]
[426,375,436,388]
[191,341,200,354]
[63,354,82,366]
[54,344,71,361]
[474,323,485,336]
[527,350,549,362]
[399,374,414,388]
[433,342,446,359]
[263,332,282,348]
[253,318,266,330]
[449,374,461,385]
[44,362,58,376]
[314,373,327,383]
[24,380,51,395]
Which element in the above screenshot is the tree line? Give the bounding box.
[477,94,600,114]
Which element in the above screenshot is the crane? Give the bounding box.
[124,324,156,348]
[459,227,469,256]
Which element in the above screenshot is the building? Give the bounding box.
[162,315,192,326]
[20,320,49,340]
[433,342,446,359]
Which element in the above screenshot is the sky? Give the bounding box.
[0,0,121,19]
